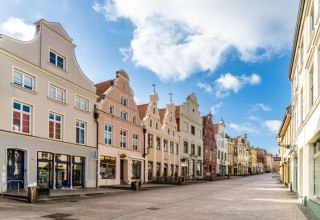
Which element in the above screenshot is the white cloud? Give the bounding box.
[119,47,132,61]
[210,102,223,115]
[0,17,35,41]
[229,122,257,134]
[93,0,298,81]
[246,116,261,122]
[250,103,272,112]
[215,73,261,97]
[263,120,282,133]
[197,82,213,93]
[134,96,140,104]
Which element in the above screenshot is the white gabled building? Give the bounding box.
[0,20,97,191]
[214,119,228,176]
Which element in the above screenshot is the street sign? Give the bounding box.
[274,157,281,161]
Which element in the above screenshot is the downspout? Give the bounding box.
[94,104,99,188]
[143,127,147,183]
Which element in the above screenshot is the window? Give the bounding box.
[104,124,112,145]
[310,67,314,108]
[184,141,188,153]
[310,3,314,36]
[198,146,201,156]
[150,119,152,127]
[13,70,35,91]
[133,134,139,150]
[49,112,63,140]
[170,142,174,153]
[120,130,127,148]
[168,128,170,135]
[300,89,303,124]
[164,140,168,152]
[100,156,116,179]
[132,160,141,179]
[156,123,158,130]
[133,116,136,124]
[109,105,114,115]
[12,101,32,134]
[153,107,156,114]
[148,134,153,148]
[120,111,127,121]
[191,125,195,135]
[75,95,89,111]
[156,137,161,150]
[76,120,86,144]
[225,153,227,161]
[218,150,220,159]
[175,143,179,155]
[49,84,65,103]
[120,96,128,106]
[49,50,65,69]
[191,144,195,155]
[314,140,320,196]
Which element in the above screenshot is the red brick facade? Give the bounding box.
[202,113,217,176]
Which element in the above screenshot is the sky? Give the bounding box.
[0,0,300,155]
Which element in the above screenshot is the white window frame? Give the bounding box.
[120,96,128,107]
[48,84,66,103]
[49,49,66,70]
[120,129,127,148]
[109,105,114,115]
[76,120,87,145]
[104,124,112,145]
[12,68,35,91]
[75,95,89,112]
[120,110,128,121]
[133,133,139,151]
[48,112,63,140]
[12,100,32,134]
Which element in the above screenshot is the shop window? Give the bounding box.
[100,155,116,179]
[132,160,141,179]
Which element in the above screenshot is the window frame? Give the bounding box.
[12,100,32,134]
[12,68,36,92]
[104,124,112,145]
[120,96,128,107]
[133,133,139,151]
[48,83,66,103]
[76,119,87,145]
[120,110,128,121]
[75,95,89,112]
[48,111,63,140]
[120,129,128,148]
[49,49,66,70]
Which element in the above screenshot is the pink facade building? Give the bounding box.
[95,70,144,186]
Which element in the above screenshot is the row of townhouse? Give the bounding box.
[278,0,320,215]
[0,19,275,192]
[0,19,205,191]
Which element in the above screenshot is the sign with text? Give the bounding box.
[274,157,281,161]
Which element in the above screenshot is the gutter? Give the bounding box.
[94,104,100,188]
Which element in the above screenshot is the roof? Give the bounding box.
[116,69,130,80]
[159,108,166,124]
[137,104,149,120]
[277,105,292,138]
[94,80,113,101]
[35,19,73,43]
[288,0,305,79]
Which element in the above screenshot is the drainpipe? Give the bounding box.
[94,104,100,188]
[143,127,147,183]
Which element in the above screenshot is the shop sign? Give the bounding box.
[120,153,127,159]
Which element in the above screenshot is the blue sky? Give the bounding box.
[0,0,299,154]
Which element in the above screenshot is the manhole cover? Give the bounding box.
[42,213,74,219]
[147,207,160,210]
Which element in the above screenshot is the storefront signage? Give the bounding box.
[274,157,281,161]
[120,153,127,159]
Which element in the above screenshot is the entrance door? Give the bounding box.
[120,160,124,184]
[7,149,24,189]
[73,156,85,188]
[55,154,70,189]
[37,152,54,189]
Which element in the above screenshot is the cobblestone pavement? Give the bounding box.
[0,174,318,220]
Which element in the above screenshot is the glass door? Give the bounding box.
[73,156,85,188]
[7,149,24,189]
[55,154,70,189]
[37,152,54,188]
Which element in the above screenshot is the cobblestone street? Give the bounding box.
[0,174,318,220]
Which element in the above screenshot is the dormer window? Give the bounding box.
[49,50,65,70]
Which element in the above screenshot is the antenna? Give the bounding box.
[152,84,156,93]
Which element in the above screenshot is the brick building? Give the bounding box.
[202,113,217,177]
